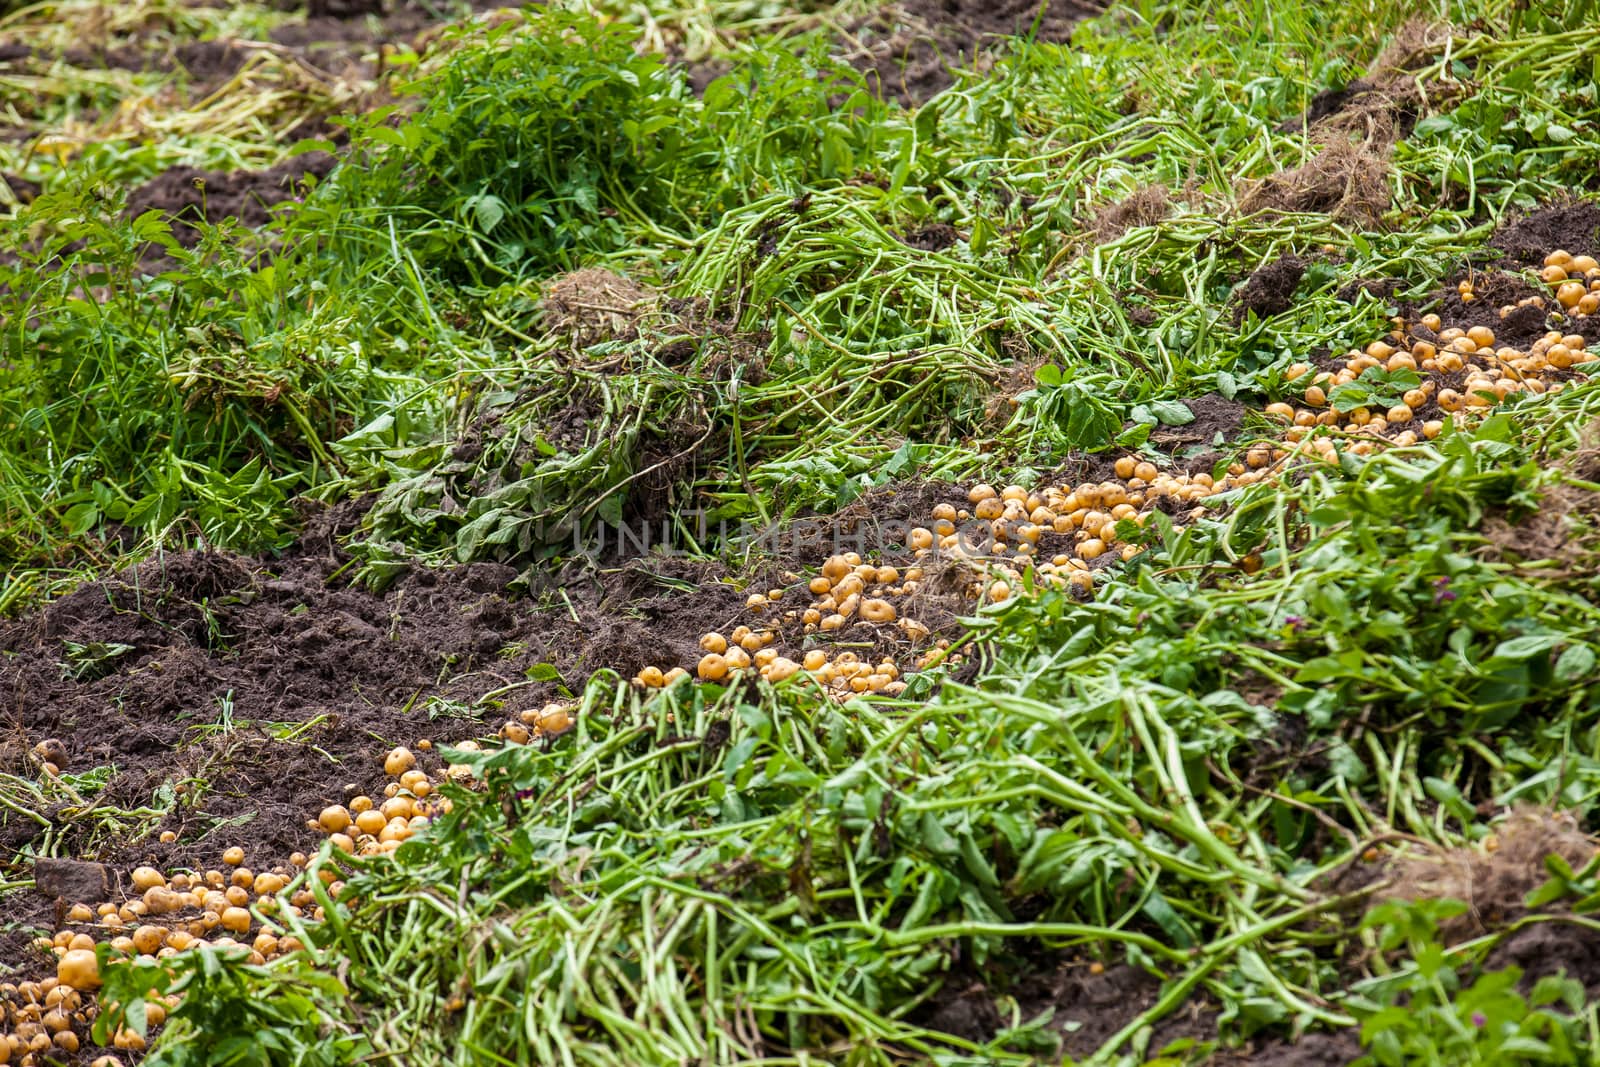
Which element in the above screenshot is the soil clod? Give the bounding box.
[1233,255,1308,322]
[32,858,111,904]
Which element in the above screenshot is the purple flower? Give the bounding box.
[1433,576,1457,604]
[1472,1011,1487,1027]
[1284,615,1304,631]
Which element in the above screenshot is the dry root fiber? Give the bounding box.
[1089,183,1175,243]
[542,268,657,347]
[1483,420,1600,576]
[1238,19,1453,227]
[1237,137,1392,227]
[1382,808,1599,942]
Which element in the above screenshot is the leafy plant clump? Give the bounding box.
[320,13,884,286]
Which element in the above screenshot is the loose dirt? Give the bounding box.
[0,491,968,887]
[1237,137,1391,228]
[1429,270,1550,346]
[124,152,338,247]
[850,0,1099,106]
[901,222,959,252]
[1486,920,1600,993]
[1233,255,1308,322]
[1240,23,1453,229]
[1491,199,1600,266]
[0,545,573,873]
[1482,423,1600,575]
[1151,394,1249,469]
[542,268,659,347]
[1232,1030,1365,1066]
[914,953,1361,1063]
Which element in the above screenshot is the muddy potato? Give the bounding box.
[765,657,801,682]
[859,598,896,623]
[384,746,417,776]
[55,950,99,991]
[535,705,573,733]
[130,866,166,891]
[30,738,68,769]
[319,805,352,833]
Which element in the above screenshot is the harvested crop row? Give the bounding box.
[630,250,1598,699]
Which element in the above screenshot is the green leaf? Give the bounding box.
[919,812,962,857]
[1497,1037,1554,1055]
[1554,644,1595,683]
[1492,634,1559,661]
[468,193,507,233]
[1149,400,1196,426]
[1329,382,1373,412]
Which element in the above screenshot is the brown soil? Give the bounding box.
[269,0,505,75]
[914,958,1185,1058]
[1275,75,1420,141]
[1485,918,1600,992]
[1278,80,1379,135]
[173,38,251,90]
[0,499,963,894]
[1429,270,1552,347]
[1152,394,1249,469]
[1046,962,1196,1059]
[308,0,384,16]
[849,0,1100,106]
[0,543,612,875]
[1233,255,1308,322]
[1279,19,1447,141]
[901,222,959,252]
[56,44,149,73]
[1240,22,1451,230]
[916,955,1364,1063]
[0,888,57,992]
[0,0,493,161]
[0,0,465,98]
[1,173,37,206]
[1481,424,1600,576]
[124,152,338,247]
[1337,276,1400,305]
[1226,1030,1364,1066]
[1491,199,1600,266]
